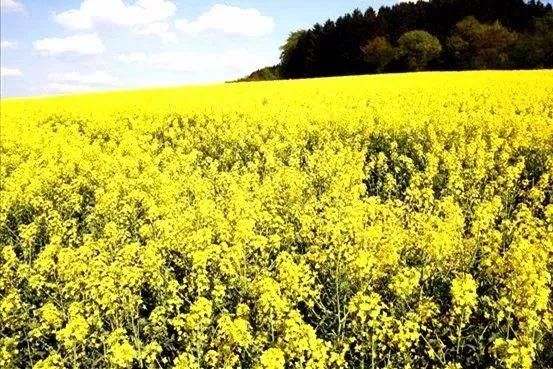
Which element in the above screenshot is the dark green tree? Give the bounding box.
[397,30,442,71]
[511,12,553,68]
[280,30,308,68]
[361,37,397,72]
[447,16,518,69]
[533,12,553,67]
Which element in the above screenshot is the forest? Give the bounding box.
[239,0,553,81]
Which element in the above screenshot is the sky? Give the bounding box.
[1,0,551,97]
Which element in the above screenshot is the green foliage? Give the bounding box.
[511,12,553,68]
[398,31,442,71]
[361,37,396,73]
[447,17,518,69]
[280,31,308,68]
[235,66,281,83]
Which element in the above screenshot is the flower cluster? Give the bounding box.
[451,273,478,324]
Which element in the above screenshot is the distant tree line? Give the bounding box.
[237,0,553,81]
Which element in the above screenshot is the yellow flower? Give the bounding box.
[451,273,478,323]
[107,329,136,368]
[348,291,383,326]
[444,362,462,369]
[173,352,200,369]
[257,348,285,369]
[390,267,421,299]
[32,353,64,369]
[40,302,63,329]
[56,311,89,349]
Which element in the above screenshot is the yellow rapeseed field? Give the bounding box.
[1,71,552,369]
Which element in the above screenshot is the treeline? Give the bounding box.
[238,0,553,81]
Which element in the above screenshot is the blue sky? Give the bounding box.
[1,0,550,97]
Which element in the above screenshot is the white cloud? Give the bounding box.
[118,52,203,72]
[1,0,24,12]
[44,70,119,94]
[118,48,271,76]
[1,67,23,77]
[33,34,105,56]
[48,71,118,85]
[134,22,178,44]
[54,0,177,42]
[1,40,18,49]
[221,48,270,73]
[45,83,94,94]
[175,4,274,37]
[55,0,176,29]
